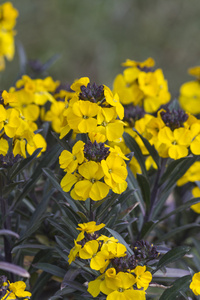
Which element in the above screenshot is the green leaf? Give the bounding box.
[159,197,200,223]
[106,227,134,255]
[154,268,190,278]
[48,218,77,239]
[157,223,200,243]
[2,181,24,197]
[10,148,42,179]
[0,262,30,277]
[42,167,79,212]
[126,166,145,216]
[49,287,76,300]
[133,128,160,168]
[152,156,197,219]
[17,188,55,242]
[123,131,148,177]
[159,157,196,187]
[33,263,66,277]
[96,193,119,221]
[159,275,191,300]
[137,173,150,211]
[51,131,72,151]
[140,220,158,239]
[11,144,62,211]
[58,280,88,293]
[12,244,51,253]
[0,229,19,239]
[154,246,191,273]
[31,272,52,300]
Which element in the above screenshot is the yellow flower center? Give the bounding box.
[108,169,112,173]
[73,155,76,160]
[118,288,124,292]
[83,115,89,119]
[91,178,96,183]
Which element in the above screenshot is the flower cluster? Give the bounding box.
[179,66,200,114]
[68,222,153,300]
[129,107,200,160]
[0,88,47,159]
[113,57,171,113]
[0,276,31,300]
[58,77,125,141]
[59,138,129,201]
[0,2,18,71]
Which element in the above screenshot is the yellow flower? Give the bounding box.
[107,289,146,300]
[26,133,47,157]
[177,162,200,186]
[191,186,200,214]
[0,105,21,138]
[0,2,18,31]
[122,57,155,68]
[101,154,128,189]
[44,101,65,133]
[157,127,191,159]
[59,140,85,173]
[73,161,110,201]
[104,86,124,120]
[113,73,144,105]
[190,272,200,295]
[179,81,200,114]
[68,239,82,265]
[188,66,200,79]
[60,173,79,193]
[105,272,142,300]
[13,138,26,158]
[1,90,16,106]
[145,155,158,171]
[139,69,170,113]
[90,249,111,272]
[70,77,90,93]
[0,137,9,155]
[79,240,99,259]
[0,30,15,71]
[87,274,106,297]
[100,238,127,259]
[77,221,105,234]
[2,280,31,300]
[67,100,99,133]
[132,265,152,290]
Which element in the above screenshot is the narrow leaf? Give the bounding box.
[133,128,160,168]
[10,148,42,179]
[137,173,150,211]
[0,229,19,239]
[43,168,78,212]
[159,275,191,300]
[0,262,30,277]
[154,246,191,273]
[157,223,200,243]
[33,263,66,277]
[123,131,148,177]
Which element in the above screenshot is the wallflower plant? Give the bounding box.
[2,2,200,299]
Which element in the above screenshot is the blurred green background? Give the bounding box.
[1,0,200,97]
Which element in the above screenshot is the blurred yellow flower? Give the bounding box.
[190,272,200,295]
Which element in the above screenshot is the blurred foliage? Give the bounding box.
[0,0,200,94]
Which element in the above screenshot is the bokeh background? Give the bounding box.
[1,0,200,98]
